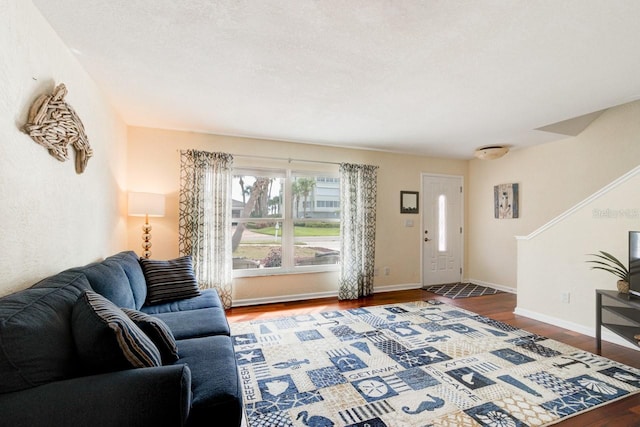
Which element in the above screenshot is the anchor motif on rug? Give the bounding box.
[552,357,590,370]
[297,410,335,427]
[402,394,445,414]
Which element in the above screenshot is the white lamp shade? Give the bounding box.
[128,192,165,217]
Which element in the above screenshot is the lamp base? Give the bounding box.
[141,222,152,259]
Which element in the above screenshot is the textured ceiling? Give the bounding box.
[33,1,640,158]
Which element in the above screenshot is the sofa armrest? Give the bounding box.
[0,364,191,427]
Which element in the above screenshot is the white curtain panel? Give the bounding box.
[179,150,234,309]
[338,163,378,300]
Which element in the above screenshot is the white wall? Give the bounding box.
[127,126,468,304]
[468,101,640,290]
[0,1,128,295]
[516,167,640,348]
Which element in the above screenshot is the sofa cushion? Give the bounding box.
[0,271,90,393]
[123,308,179,364]
[140,256,201,305]
[175,335,243,426]
[72,290,161,374]
[141,289,222,314]
[71,259,136,309]
[153,307,230,339]
[107,251,148,309]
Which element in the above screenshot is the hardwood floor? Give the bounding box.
[227,289,640,427]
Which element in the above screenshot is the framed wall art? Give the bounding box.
[400,191,419,214]
[494,183,519,219]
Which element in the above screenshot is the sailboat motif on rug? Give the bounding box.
[230,301,640,427]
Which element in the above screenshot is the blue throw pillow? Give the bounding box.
[122,308,179,364]
[140,256,201,305]
[72,290,161,374]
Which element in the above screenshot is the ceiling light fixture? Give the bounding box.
[474,146,509,160]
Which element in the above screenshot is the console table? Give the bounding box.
[595,289,640,351]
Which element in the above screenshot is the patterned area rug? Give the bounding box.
[423,283,502,299]
[231,301,640,427]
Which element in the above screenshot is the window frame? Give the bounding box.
[232,167,341,278]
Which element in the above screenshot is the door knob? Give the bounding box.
[424,237,431,242]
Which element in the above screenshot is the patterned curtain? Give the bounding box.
[179,150,234,309]
[338,163,378,300]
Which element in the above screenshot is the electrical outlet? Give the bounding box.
[561,292,570,304]
[374,268,379,276]
[384,267,390,276]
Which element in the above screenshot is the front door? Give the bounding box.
[422,174,463,286]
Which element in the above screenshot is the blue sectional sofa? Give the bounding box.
[0,251,243,427]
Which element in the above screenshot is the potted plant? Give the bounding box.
[586,251,630,293]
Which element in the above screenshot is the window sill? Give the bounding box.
[232,264,340,278]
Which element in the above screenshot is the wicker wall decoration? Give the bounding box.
[23,83,93,174]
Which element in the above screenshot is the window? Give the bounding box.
[232,168,340,275]
[438,194,447,252]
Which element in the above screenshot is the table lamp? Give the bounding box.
[128,192,165,259]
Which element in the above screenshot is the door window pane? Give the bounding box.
[438,194,447,252]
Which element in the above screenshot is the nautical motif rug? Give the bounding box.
[423,283,502,299]
[230,301,640,427]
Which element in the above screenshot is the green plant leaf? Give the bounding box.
[586,251,629,281]
[599,251,627,270]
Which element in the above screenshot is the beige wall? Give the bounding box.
[127,127,468,303]
[0,1,128,296]
[5,1,638,311]
[467,101,640,290]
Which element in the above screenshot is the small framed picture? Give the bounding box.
[494,183,519,219]
[400,191,419,214]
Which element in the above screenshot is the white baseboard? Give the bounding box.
[374,282,422,293]
[514,306,640,351]
[467,278,517,294]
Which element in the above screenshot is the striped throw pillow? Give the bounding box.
[140,256,201,305]
[72,290,161,373]
[122,308,179,364]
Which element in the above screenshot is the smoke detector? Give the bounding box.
[474,146,509,160]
